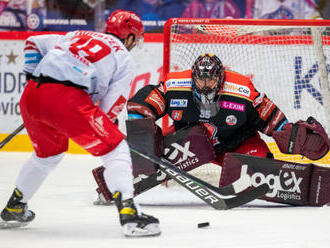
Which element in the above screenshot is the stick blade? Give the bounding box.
[224,183,270,209]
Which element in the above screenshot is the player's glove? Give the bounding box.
[272,116,330,160]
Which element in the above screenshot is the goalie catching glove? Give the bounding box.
[272,116,330,160]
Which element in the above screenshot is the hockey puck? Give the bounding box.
[198,222,210,228]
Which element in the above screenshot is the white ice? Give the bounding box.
[0,152,329,248]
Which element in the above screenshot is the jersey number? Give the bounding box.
[200,109,211,119]
[69,36,111,63]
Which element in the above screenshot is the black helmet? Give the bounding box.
[192,54,225,104]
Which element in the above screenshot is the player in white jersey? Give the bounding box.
[0,10,161,237]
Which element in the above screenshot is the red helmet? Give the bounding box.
[105,10,144,43]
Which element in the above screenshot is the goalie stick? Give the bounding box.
[129,143,270,210]
[0,124,25,149]
[181,166,250,196]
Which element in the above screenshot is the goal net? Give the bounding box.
[160,18,330,190]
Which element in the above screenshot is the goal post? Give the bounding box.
[163,18,330,166]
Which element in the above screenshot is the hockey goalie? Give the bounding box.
[93,53,330,207]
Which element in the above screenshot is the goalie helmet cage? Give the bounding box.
[163,18,330,166]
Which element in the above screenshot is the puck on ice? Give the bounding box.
[198,222,210,228]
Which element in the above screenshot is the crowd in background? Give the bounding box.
[0,0,329,31]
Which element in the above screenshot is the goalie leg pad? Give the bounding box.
[132,124,216,196]
[221,153,330,206]
[126,118,164,177]
[221,153,310,205]
[162,124,215,171]
[92,166,112,202]
[309,165,330,206]
[92,122,216,202]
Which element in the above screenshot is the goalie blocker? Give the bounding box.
[93,118,215,202]
[221,153,330,206]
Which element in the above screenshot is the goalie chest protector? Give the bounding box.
[164,70,260,150]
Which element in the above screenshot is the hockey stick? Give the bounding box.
[182,166,250,196]
[129,143,270,210]
[0,124,25,149]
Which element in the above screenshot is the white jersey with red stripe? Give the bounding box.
[24,34,63,74]
[26,31,135,115]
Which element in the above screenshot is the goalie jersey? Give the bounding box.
[127,69,289,153]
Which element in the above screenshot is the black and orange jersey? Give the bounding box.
[127,69,288,153]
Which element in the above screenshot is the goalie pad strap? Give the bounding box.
[288,123,299,154]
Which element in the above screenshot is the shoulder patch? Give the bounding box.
[165,78,193,91]
[165,69,193,91]
[221,71,259,100]
[222,81,251,98]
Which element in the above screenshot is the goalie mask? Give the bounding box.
[191,54,225,117]
[192,54,225,105]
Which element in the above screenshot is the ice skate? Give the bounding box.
[0,188,35,229]
[113,192,161,237]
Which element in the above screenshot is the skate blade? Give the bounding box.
[123,223,161,237]
[93,194,112,206]
[93,199,112,206]
[0,221,30,229]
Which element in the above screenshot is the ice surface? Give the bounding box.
[0,152,329,248]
